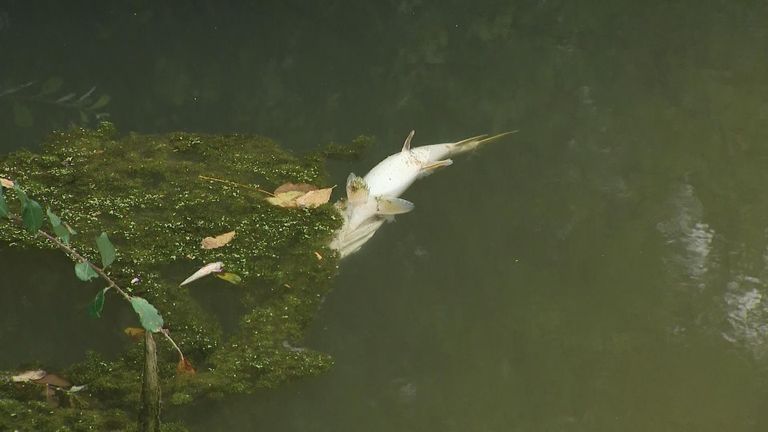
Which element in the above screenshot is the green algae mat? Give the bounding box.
[0,122,358,431]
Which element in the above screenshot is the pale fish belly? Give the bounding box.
[363,152,422,198]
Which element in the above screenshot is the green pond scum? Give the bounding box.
[0,122,366,431]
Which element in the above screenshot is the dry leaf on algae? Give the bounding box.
[177,357,196,375]
[274,183,316,195]
[12,370,46,383]
[266,190,304,207]
[0,177,14,188]
[296,187,333,208]
[124,327,146,341]
[201,231,236,249]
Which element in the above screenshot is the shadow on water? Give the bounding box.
[0,248,128,369]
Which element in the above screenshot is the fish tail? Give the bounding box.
[450,130,519,155]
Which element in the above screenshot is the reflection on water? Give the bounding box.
[658,183,716,286]
[4,1,768,431]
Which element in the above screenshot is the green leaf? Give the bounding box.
[87,287,109,318]
[46,208,61,227]
[95,232,116,268]
[215,272,242,285]
[53,224,71,243]
[14,184,28,206]
[0,188,7,219]
[46,208,70,244]
[75,262,99,282]
[129,297,164,333]
[21,198,43,234]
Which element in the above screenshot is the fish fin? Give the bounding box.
[401,130,415,153]
[449,130,519,155]
[419,159,453,177]
[346,173,369,205]
[376,197,415,215]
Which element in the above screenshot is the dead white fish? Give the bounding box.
[179,261,224,286]
[331,130,516,257]
[363,130,517,198]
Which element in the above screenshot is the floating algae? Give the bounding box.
[0,122,352,431]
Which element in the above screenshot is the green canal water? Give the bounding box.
[3,1,768,430]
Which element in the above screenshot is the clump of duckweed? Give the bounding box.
[0,122,354,431]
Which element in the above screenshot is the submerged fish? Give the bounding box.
[330,130,516,257]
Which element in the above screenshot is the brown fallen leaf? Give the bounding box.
[177,357,196,375]
[201,231,236,249]
[274,182,317,195]
[124,327,146,341]
[0,177,14,188]
[12,369,46,383]
[266,190,304,208]
[296,187,333,208]
[33,373,72,388]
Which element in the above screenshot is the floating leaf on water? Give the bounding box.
[296,187,333,208]
[33,373,71,388]
[38,77,63,97]
[124,327,146,341]
[74,262,99,282]
[201,230,235,249]
[21,198,43,233]
[215,272,242,285]
[67,384,86,393]
[314,251,323,261]
[129,297,164,333]
[266,190,304,207]
[95,232,116,268]
[87,287,109,318]
[0,177,14,188]
[88,94,111,110]
[12,102,33,128]
[274,183,317,195]
[180,261,224,286]
[177,357,196,375]
[12,370,46,383]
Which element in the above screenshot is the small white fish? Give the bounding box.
[179,261,224,286]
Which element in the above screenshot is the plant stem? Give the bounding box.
[198,174,274,195]
[139,331,161,432]
[36,228,132,301]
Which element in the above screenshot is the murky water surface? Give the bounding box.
[3,1,768,430]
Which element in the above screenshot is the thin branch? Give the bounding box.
[198,175,273,196]
[5,212,187,361]
[160,329,185,360]
[36,228,132,302]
